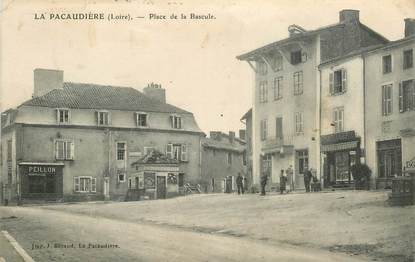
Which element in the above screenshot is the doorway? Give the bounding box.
[156,176,166,199]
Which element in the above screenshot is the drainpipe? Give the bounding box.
[318,67,323,184]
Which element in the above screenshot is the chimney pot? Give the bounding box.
[404,18,415,37]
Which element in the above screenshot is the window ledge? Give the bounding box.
[329,91,346,97]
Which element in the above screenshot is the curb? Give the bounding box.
[1,231,35,262]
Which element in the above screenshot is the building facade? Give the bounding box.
[237,10,388,188]
[241,109,253,190]
[0,68,204,204]
[200,131,246,193]
[365,21,415,189]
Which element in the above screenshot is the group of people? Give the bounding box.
[260,165,317,195]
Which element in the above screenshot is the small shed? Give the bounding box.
[130,150,180,200]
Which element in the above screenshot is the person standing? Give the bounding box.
[304,167,313,193]
[279,169,287,194]
[286,165,294,192]
[260,173,268,196]
[236,173,244,195]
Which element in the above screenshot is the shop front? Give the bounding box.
[19,162,64,200]
[321,131,361,188]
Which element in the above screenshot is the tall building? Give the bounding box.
[364,19,415,189]
[237,10,388,187]
[1,68,204,204]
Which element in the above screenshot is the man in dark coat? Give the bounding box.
[260,173,268,196]
[304,167,313,193]
[236,173,244,195]
[279,169,287,194]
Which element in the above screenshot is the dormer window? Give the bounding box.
[136,112,148,127]
[171,115,182,129]
[97,111,110,126]
[56,108,70,124]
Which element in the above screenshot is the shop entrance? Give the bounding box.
[156,176,166,199]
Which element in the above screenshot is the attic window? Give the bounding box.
[97,111,110,126]
[171,115,182,129]
[56,109,70,124]
[136,112,148,127]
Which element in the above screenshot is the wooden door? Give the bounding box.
[156,176,166,199]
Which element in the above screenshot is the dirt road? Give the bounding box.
[0,206,370,262]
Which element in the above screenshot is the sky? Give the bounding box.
[0,0,414,134]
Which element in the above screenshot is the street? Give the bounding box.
[0,204,368,262]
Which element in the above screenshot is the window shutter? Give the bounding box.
[55,141,59,159]
[74,177,80,192]
[70,141,75,160]
[342,69,347,92]
[412,80,415,110]
[166,143,173,159]
[329,73,334,95]
[107,112,111,126]
[91,178,96,192]
[170,115,174,128]
[381,85,386,116]
[134,112,138,126]
[399,82,404,112]
[181,144,188,162]
[56,109,59,124]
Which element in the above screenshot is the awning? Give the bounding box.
[18,162,65,166]
[321,141,358,153]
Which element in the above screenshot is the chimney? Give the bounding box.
[229,131,235,143]
[404,18,415,37]
[288,24,306,37]
[239,129,246,141]
[339,9,359,23]
[33,68,64,98]
[143,82,166,103]
[210,131,221,140]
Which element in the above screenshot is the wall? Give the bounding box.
[365,39,415,186]
[201,147,244,193]
[320,57,365,144]
[252,37,319,187]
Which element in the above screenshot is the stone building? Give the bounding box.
[0,68,204,204]
[364,19,415,189]
[237,9,388,188]
[200,131,246,193]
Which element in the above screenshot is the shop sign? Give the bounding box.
[27,166,56,174]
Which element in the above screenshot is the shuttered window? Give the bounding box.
[293,71,303,95]
[259,81,268,103]
[381,84,393,116]
[294,112,304,135]
[275,117,283,139]
[260,119,268,141]
[273,77,283,100]
[333,107,344,133]
[329,69,347,95]
[74,176,96,193]
[399,80,415,113]
[403,49,413,69]
[55,140,74,160]
[382,55,392,74]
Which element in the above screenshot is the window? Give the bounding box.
[260,119,268,141]
[273,77,283,100]
[116,142,126,161]
[97,111,110,126]
[258,61,267,75]
[272,56,283,71]
[166,143,188,161]
[382,84,393,116]
[56,109,70,124]
[227,152,232,165]
[259,81,268,103]
[55,140,74,160]
[136,113,148,127]
[293,71,303,95]
[377,139,402,178]
[329,69,347,95]
[291,50,302,65]
[171,115,182,129]
[333,107,344,133]
[403,49,413,69]
[297,150,309,174]
[74,176,96,193]
[275,117,283,139]
[382,55,392,74]
[117,170,126,183]
[261,154,272,176]
[399,80,415,112]
[294,112,304,135]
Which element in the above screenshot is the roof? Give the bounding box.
[237,21,389,61]
[202,136,245,153]
[237,23,344,61]
[240,108,252,121]
[363,35,415,56]
[318,44,384,67]
[22,82,191,114]
[131,150,179,166]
